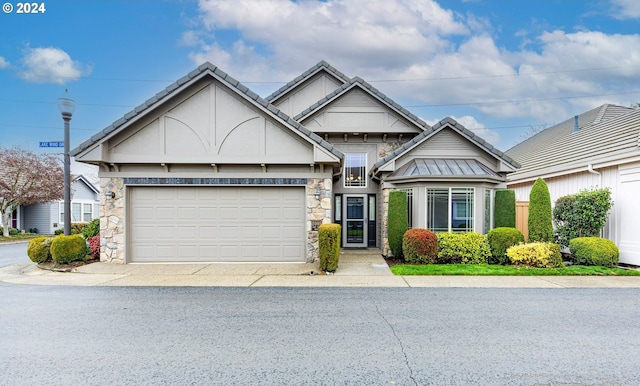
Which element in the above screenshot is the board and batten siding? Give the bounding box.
[506,165,640,262]
[395,129,497,170]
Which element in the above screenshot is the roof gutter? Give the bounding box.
[587,164,602,187]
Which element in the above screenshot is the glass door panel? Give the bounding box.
[344,195,366,247]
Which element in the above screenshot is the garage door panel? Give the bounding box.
[129,186,305,263]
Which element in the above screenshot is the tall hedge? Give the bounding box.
[318,224,341,272]
[553,188,613,248]
[494,189,516,228]
[388,190,408,258]
[528,178,553,242]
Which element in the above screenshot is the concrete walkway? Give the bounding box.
[2,248,640,287]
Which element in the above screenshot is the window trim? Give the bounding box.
[343,153,367,188]
[426,187,475,232]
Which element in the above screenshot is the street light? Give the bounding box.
[57,91,75,236]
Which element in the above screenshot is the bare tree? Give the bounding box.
[0,147,63,237]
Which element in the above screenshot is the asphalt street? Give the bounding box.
[2,284,639,385]
[0,242,29,267]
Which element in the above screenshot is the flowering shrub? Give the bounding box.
[88,235,100,260]
[402,228,438,264]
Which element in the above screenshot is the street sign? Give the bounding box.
[39,141,64,148]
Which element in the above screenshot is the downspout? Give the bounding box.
[587,164,602,187]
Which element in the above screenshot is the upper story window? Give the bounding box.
[344,153,367,187]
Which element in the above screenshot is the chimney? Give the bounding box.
[573,115,579,133]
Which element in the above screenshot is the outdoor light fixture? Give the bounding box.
[57,90,75,236]
[105,190,116,199]
[314,189,322,200]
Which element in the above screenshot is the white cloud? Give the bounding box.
[20,47,91,84]
[0,56,9,69]
[610,0,640,19]
[184,0,640,135]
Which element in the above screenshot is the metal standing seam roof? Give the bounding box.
[507,106,640,178]
[264,60,351,103]
[388,158,502,179]
[293,76,432,132]
[70,62,343,161]
[372,117,520,173]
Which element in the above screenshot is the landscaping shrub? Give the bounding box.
[436,232,491,264]
[319,224,341,272]
[54,228,64,235]
[487,227,524,265]
[27,236,53,263]
[528,178,553,242]
[88,235,101,260]
[71,222,89,235]
[494,189,516,228]
[553,188,613,248]
[569,237,619,268]
[402,228,438,264]
[506,242,562,268]
[50,234,89,264]
[388,190,408,258]
[82,218,100,239]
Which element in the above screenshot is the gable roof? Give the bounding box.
[265,60,350,103]
[506,105,640,181]
[293,76,431,132]
[70,62,342,162]
[371,117,520,177]
[72,175,99,195]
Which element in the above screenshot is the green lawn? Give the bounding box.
[0,233,40,243]
[391,264,640,276]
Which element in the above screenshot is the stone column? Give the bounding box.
[306,178,333,262]
[100,177,125,263]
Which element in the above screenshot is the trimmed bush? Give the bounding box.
[27,237,53,263]
[50,234,89,264]
[569,237,619,268]
[494,190,516,228]
[506,242,562,268]
[554,188,613,248]
[388,190,408,258]
[319,224,341,272]
[402,228,438,264]
[436,232,491,264]
[487,227,524,265]
[82,218,100,239]
[528,178,553,242]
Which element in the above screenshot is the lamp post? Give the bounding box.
[57,92,75,236]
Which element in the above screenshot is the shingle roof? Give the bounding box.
[505,104,634,165]
[388,158,502,180]
[506,105,640,179]
[70,62,343,161]
[372,117,520,173]
[264,60,350,103]
[293,76,431,131]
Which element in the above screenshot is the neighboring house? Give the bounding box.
[505,104,640,265]
[15,175,100,234]
[70,61,517,263]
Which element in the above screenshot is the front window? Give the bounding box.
[83,204,93,222]
[72,203,81,222]
[426,187,474,232]
[344,153,367,187]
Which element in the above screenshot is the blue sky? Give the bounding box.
[1,0,640,178]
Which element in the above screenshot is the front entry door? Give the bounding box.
[343,194,367,248]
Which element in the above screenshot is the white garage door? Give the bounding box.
[128,186,306,263]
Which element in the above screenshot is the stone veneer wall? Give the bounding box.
[98,177,332,263]
[306,178,333,262]
[100,177,125,263]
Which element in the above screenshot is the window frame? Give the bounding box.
[343,153,367,188]
[426,187,475,233]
